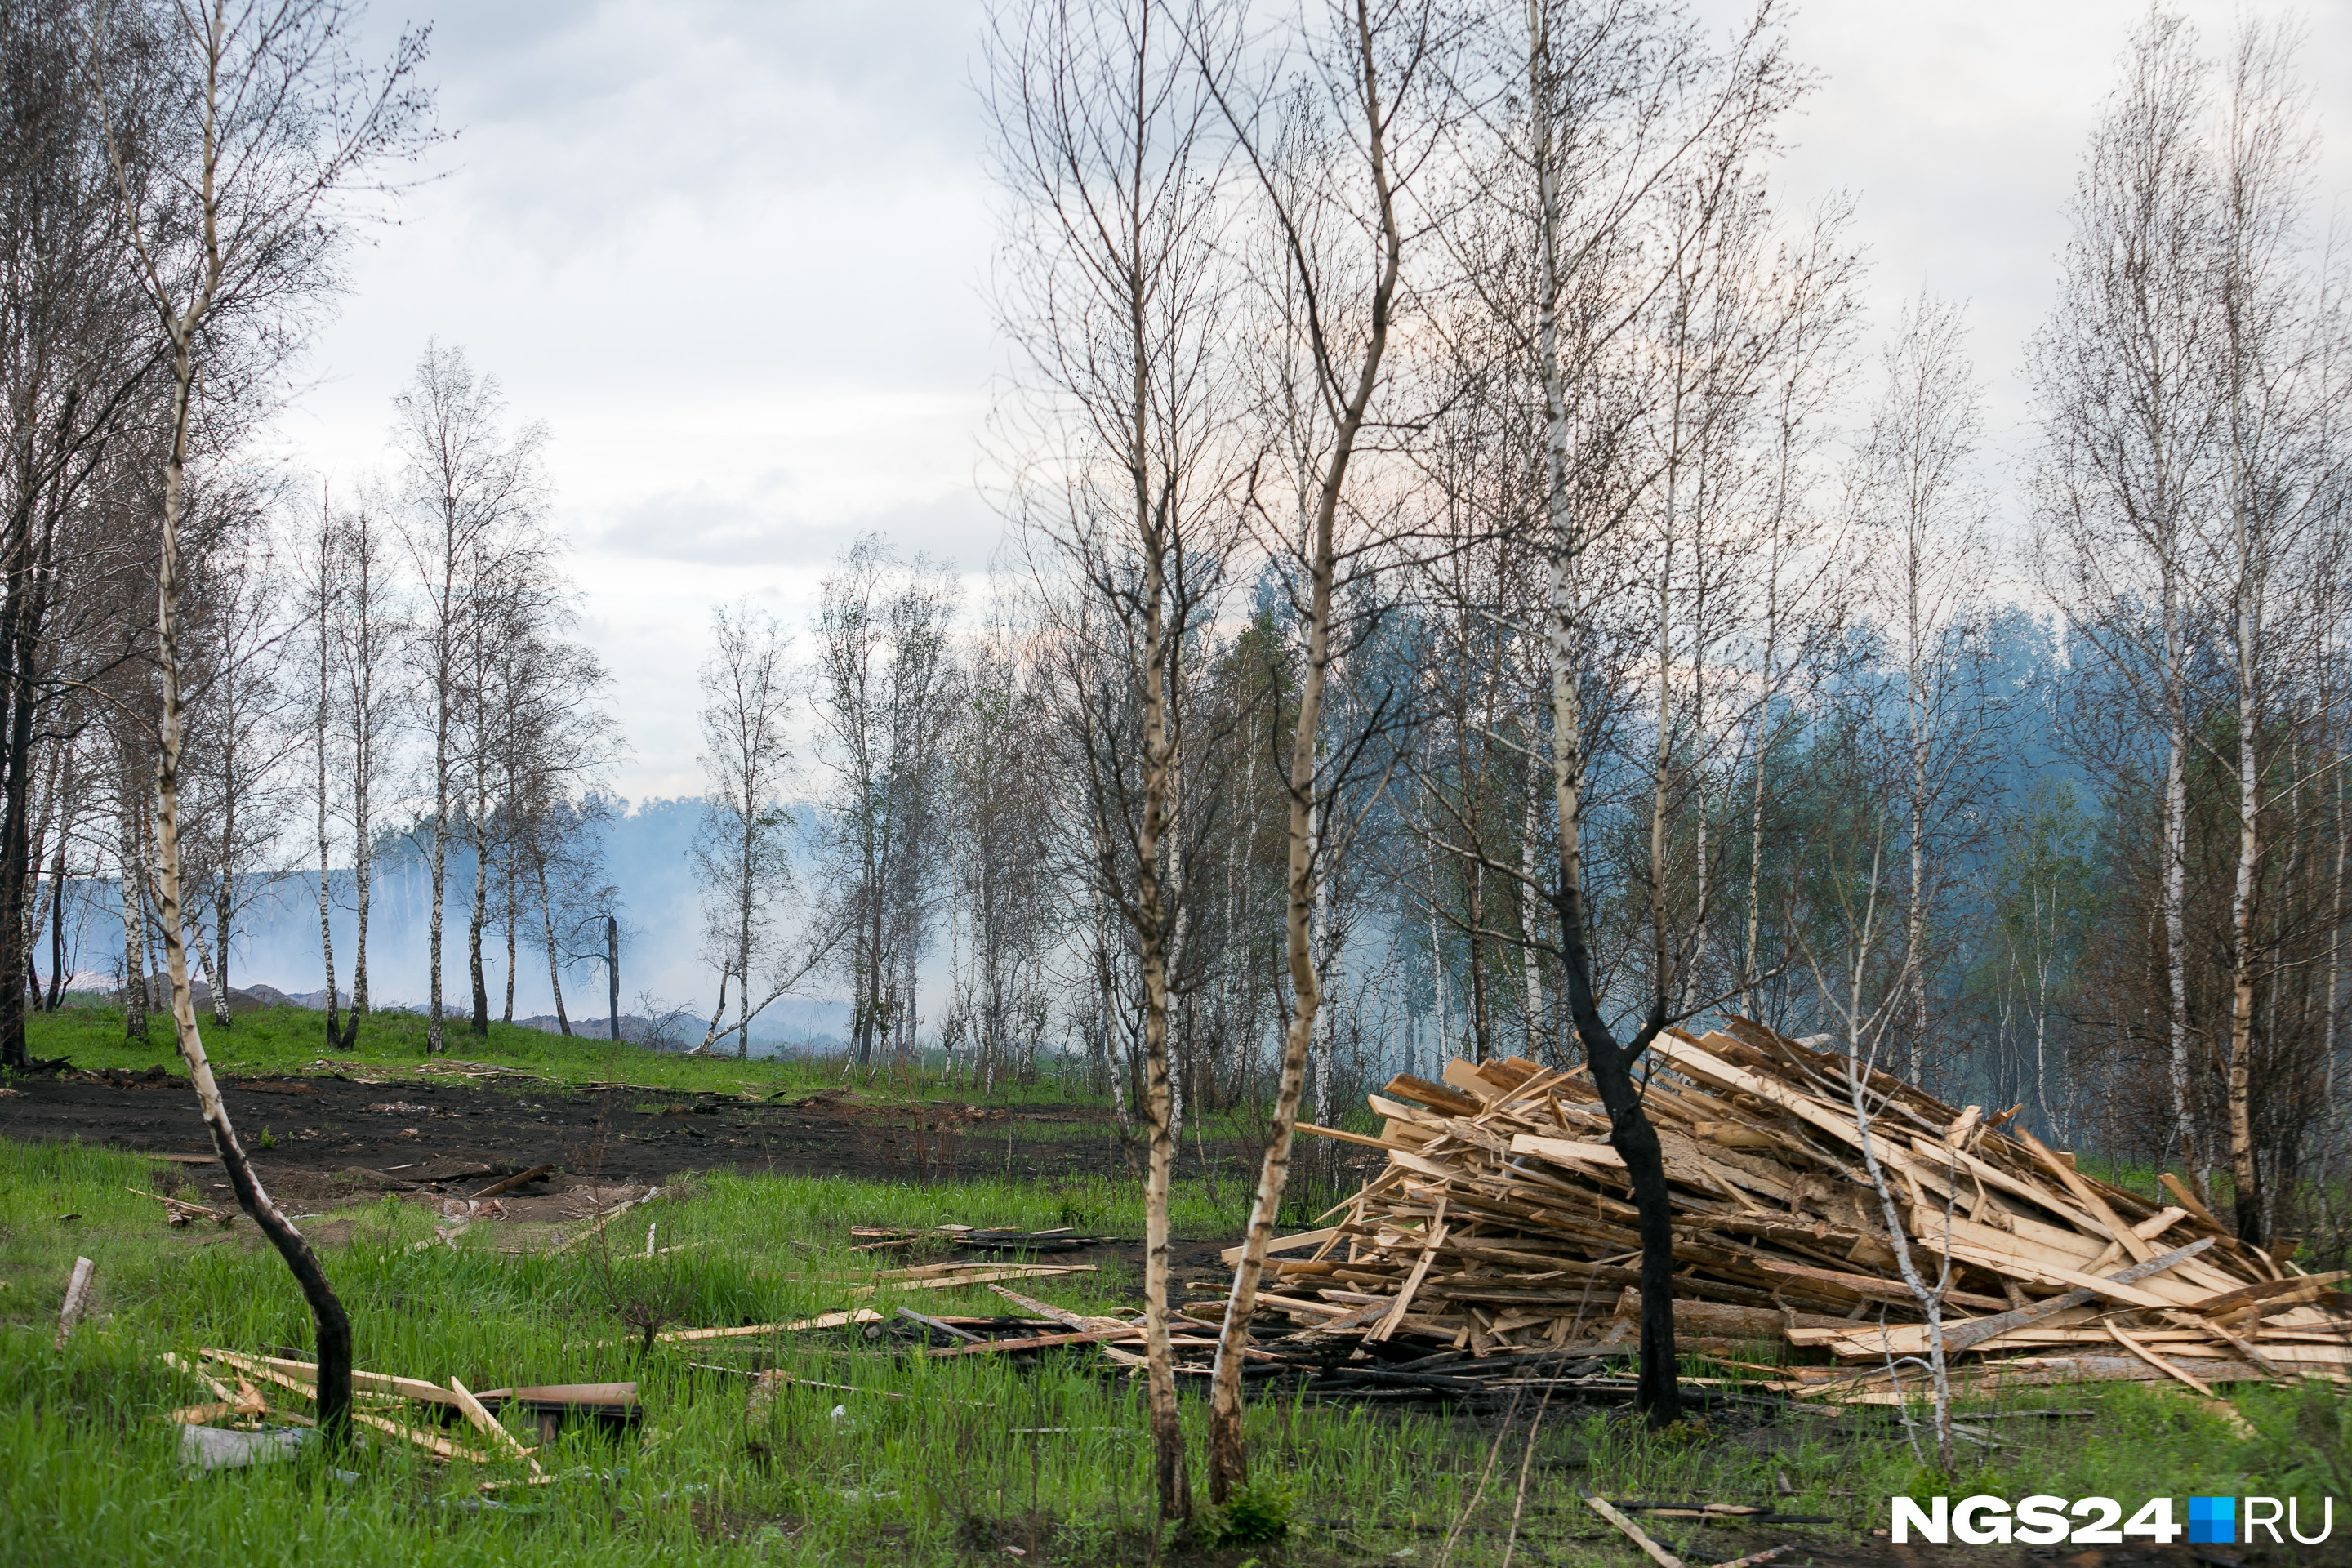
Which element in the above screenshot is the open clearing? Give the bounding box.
[3,1018,2345,1566]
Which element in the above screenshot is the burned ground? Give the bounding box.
[0,1065,1307,1300]
[0,1065,1216,1187]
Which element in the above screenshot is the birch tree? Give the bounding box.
[692,599,797,1056]
[89,0,434,1445]
[0,0,176,1070]
[332,488,396,1036]
[813,537,955,1071]
[2203,19,2337,1244]
[392,341,546,1054]
[1201,0,1455,1499]
[987,0,1246,1516]
[2029,11,2216,1180]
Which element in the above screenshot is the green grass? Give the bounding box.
[2,1137,2339,1566]
[20,1004,1103,1107]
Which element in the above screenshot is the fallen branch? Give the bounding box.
[469,1165,555,1201]
[550,1187,662,1255]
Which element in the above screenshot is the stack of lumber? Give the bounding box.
[1266,1018,2349,1395]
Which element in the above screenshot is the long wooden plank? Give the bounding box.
[1584,1494,1687,1568]
[917,1328,1132,1358]
[254,1353,460,1406]
[2019,1129,2152,1263]
[1218,1227,1339,1267]
[1369,1209,1448,1344]
[200,1349,327,1404]
[2182,1271,2347,1315]
[647,1308,884,1344]
[1296,1122,1407,1152]
[2104,1321,2216,1396]
[2160,1173,2228,1231]
[1904,1212,2201,1308]
[353,1407,490,1463]
[449,1377,542,1473]
[1909,1137,2109,1238]
[1508,1134,1626,1169]
[848,1265,1094,1298]
[1935,1237,2218,1355]
[162,1351,238,1405]
[1745,1256,2007,1314]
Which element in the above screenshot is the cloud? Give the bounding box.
[275,0,2351,817]
[587,475,1006,572]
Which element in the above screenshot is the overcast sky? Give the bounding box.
[276,0,2352,806]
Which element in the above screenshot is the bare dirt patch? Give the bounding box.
[0,1067,1156,1187]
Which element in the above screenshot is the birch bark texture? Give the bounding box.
[87,0,434,1444]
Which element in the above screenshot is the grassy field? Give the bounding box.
[2,1137,2340,1566]
[20,1004,1109,1107]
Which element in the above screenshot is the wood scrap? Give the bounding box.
[2102,1321,2217,1397]
[1182,1018,2350,1398]
[126,1187,232,1226]
[53,1257,94,1347]
[897,1306,983,1343]
[549,1187,662,1254]
[1584,1493,1687,1568]
[353,1407,490,1463]
[1710,1548,1795,1568]
[848,1263,1094,1297]
[448,1377,543,1474]
[918,1328,1133,1358]
[161,1352,239,1406]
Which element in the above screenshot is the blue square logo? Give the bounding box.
[2188,1497,2236,1545]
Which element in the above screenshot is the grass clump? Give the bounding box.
[1201,1476,1294,1545]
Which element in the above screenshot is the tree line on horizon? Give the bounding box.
[1,0,2345,1489]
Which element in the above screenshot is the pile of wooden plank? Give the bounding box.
[160,1347,633,1476]
[1258,1018,2349,1396]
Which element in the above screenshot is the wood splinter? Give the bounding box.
[1584,1493,1687,1568]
